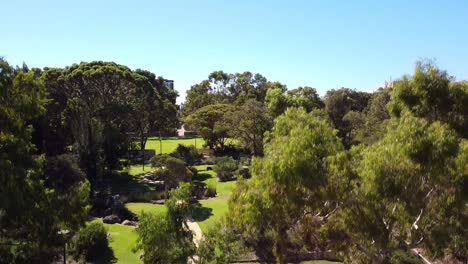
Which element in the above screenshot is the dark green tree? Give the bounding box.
[223,99,273,155]
[184,104,233,149]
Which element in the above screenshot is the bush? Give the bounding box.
[205,182,217,198]
[71,222,109,261]
[171,144,201,166]
[214,156,238,182]
[237,157,251,179]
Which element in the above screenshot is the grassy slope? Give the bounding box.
[126,202,166,216]
[89,218,140,264]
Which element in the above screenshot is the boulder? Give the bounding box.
[122,220,138,226]
[103,208,112,216]
[150,199,165,204]
[103,214,121,224]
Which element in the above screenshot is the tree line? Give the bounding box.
[0,58,178,262]
[182,61,467,263]
[1,57,466,263]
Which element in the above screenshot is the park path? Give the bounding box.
[187,218,203,264]
[186,218,203,247]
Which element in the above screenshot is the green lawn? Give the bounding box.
[121,137,206,177]
[195,197,230,232]
[193,165,237,196]
[126,202,166,216]
[145,136,205,154]
[89,218,140,264]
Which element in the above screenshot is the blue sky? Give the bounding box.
[2,0,468,103]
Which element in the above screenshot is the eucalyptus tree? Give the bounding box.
[327,114,467,263]
[184,104,233,149]
[227,108,344,263]
[223,99,273,155]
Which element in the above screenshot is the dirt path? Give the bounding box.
[186,218,203,247]
[186,218,203,263]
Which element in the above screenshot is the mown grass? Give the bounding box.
[126,202,166,216]
[89,218,140,264]
[193,165,237,196]
[145,136,205,154]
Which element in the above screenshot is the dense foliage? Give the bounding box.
[135,184,196,264]
[0,58,90,263]
[214,156,238,182]
[70,222,109,262]
[2,56,467,263]
[199,61,468,264]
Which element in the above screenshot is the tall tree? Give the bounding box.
[324,88,371,147]
[388,60,468,138]
[227,108,343,263]
[0,58,89,262]
[135,183,195,264]
[327,114,467,263]
[223,99,273,155]
[184,104,233,149]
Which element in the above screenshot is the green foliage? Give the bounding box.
[182,71,274,116]
[223,99,273,155]
[71,222,109,261]
[214,156,238,181]
[265,86,324,118]
[135,184,195,264]
[38,61,178,184]
[197,221,247,264]
[265,87,289,117]
[185,104,233,148]
[286,86,324,112]
[205,181,217,197]
[150,154,193,190]
[329,114,467,262]
[227,108,343,263]
[388,60,467,138]
[171,144,201,166]
[0,58,90,263]
[324,88,371,147]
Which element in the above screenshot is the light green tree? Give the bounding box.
[135,183,196,264]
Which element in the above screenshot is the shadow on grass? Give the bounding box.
[92,246,116,264]
[105,171,155,195]
[192,172,213,182]
[191,202,213,222]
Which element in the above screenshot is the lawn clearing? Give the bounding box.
[145,136,205,154]
[193,165,237,196]
[194,197,230,232]
[89,218,140,264]
[126,202,166,216]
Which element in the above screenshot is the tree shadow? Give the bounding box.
[106,171,154,194]
[192,172,213,182]
[191,202,213,222]
[91,246,116,264]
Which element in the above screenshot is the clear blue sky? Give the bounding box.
[2,0,468,103]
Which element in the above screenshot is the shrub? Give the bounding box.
[70,222,109,261]
[171,144,201,166]
[205,182,217,198]
[237,157,251,179]
[214,156,238,182]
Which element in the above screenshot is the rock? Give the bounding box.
[122,220,138,226]
[103,208,112,216]
[103,214,121,224]
[150,199,165,204]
